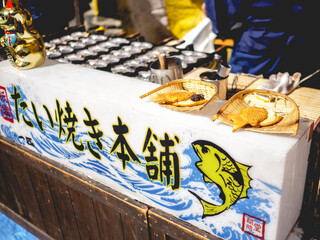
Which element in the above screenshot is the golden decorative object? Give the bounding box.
[0,0,46,69]
[212,89,300,135]
[140,79,218,112]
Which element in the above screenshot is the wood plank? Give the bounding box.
[0,202,53,240]
[148,208,221,240]
[11,159,46,231]
[150,231,165,240]
[93,199,124,240]
[9,157,46,231]
[0,156,12,208]
[69,187,101,240]
[46,175,81,240]
[27,167,64,240]
[0,151,28,218]
[121,213,149,240]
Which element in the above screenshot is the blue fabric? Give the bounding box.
[0,212,38,240]
[204,0,240,35]
[204,0,320,79]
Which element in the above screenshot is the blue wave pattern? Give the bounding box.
[0,85,281,240]
[1,125,25,145]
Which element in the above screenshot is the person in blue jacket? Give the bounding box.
[203,0,320,87]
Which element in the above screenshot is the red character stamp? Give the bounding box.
[0,86,14,123]
[242,213,265,239]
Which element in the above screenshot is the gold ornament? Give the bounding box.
[0,0,46,70]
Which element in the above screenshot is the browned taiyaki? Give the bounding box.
[173,93,207,107]
[173,99,207,107]
[228,106,268,132]
[153,91,196,104]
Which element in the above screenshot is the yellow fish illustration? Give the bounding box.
[190,140,251,217]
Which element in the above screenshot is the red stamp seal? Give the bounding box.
[242,213,266,239]
[0,86,14,123]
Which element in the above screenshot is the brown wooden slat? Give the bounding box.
[121,213,149,240]
[150,231,165,240]
[46,175,81,240]
[0,151,28,218]
[148,208,220,240]
[0,156,12,208]
[9,157,46,231]
[93,199,124,240]
[69,187,101,240]
[27,167,64,240]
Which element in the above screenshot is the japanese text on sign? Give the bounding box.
[4,85,181,191]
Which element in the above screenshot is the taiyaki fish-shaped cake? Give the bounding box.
[140,79,218,111]
[228,106,283,132]
[153,91,207,107]
[153,90,196,104]
[0,0,46,70]
[173,93,207,107]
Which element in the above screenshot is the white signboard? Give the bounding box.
[0,60,312,240]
